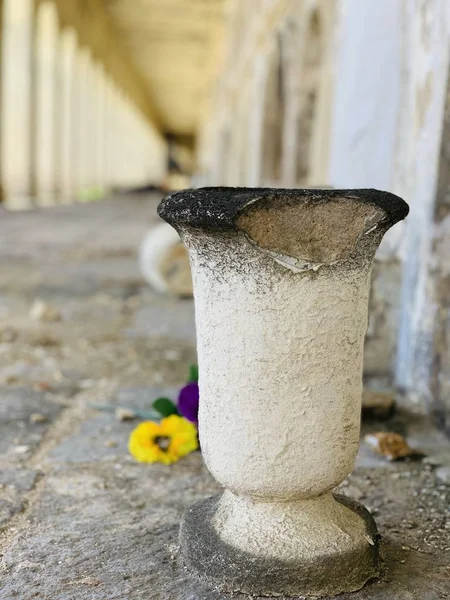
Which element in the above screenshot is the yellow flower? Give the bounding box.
[128,415,198,465]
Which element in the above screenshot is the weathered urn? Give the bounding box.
[158,187,409,597]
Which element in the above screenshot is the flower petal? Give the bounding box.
[129,416,198,464]
[177,382,199,423]
[128,421,163,463]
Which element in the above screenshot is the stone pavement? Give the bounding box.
[0,195,449,600]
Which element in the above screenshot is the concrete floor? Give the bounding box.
[0,195,449,600]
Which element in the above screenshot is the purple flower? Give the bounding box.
[177,382,199,424]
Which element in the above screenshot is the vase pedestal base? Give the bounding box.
[179,492,380,598]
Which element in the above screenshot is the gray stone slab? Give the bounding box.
[357,407,450,469]
[48,388,179,464]
[436,465,450,484]
[0,468,40,493]
[1,459,449,600]
[0,468,40,527]
[127,298,196,344]
[0,195,159,262]
[46,413,137,464]
[0,386,64,462]
[0,457,221,600]
[115,386,180,409]
[0,194,449,600]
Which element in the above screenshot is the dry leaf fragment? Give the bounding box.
[364,432,414,461]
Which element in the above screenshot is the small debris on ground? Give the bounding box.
[29,413,47,424]
[362,388,395,420]
[30,300,61,322]
[121,295,141,314]
[115,408,136,421]
[28,332,61,347]
[364,432,415,460]
[13,445,30,455]
[436,466,450,484]
[79,379,96,389]
[0,326,18,342]
[67,576,102,587]
[423,452,450,466]
[32,382,53,392]
[163,349,181,361]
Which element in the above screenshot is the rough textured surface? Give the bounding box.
[429,64,450,437]
[0,387,65,463]
[237,198,384,267]
[160,188,411,595]
[180,493,379,597]
[190,234,372,499]
[0,468,41,527]
[158,187,409,232]
[0,195,449,600]
[364,260,403,378]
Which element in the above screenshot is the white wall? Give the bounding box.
[328,0,402,192]
[394,0,450,399]
[327,0,450,400]
[197,0,450,400]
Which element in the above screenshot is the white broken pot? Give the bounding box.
[158,187,409,597]
[139,222,193,297]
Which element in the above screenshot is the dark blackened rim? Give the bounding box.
[157,187,409,233]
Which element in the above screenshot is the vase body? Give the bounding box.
[158,187,409,597]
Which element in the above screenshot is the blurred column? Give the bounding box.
[1,0,33,208]
[0,0,3,203]
[103,77,115,193]
[34,1,58,206]
[57,28,76,203]
[260,40,285,186]
[115,89,127,190]
[73,47,90,200]
[126,101,140,186]
[106,82,118,190]
[83,54,97,200]
[225,107,239,185]
[94,63,106,197]
[247,56,267,186]
[122,96,134,188]
[143,120,165,184]
[131,103,145,187]
[124,102,135,186]
[138,110,151,185]
[212,122,231,185]
[294,10,323,186]
[105,79,122,193]
[136,111,150,185]
[236,94,250,186]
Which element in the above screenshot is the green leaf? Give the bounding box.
[152,397,179,417]
[188,364,199,383]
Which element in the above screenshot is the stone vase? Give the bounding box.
[158,187,409,597]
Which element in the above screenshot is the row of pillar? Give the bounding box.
[198,1,333,190]
[1,0,164,209]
